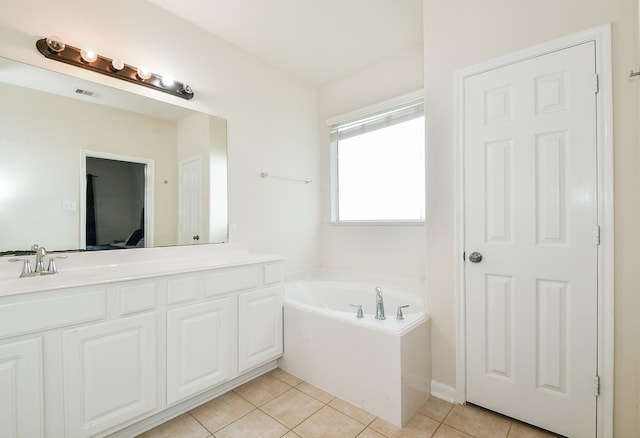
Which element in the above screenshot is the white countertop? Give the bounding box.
[0,243,285,297]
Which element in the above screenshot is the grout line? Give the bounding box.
[187,412,212,434]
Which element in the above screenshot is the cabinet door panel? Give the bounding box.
[238,287,283,373]
[0,338,43,438]
[167,297,231,405]
[63,313,157,437]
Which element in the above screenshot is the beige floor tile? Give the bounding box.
[356,428,387,438]
[508,421,563,437]
[270,367,303,386]
[215,409,289,438]
[329,398,376,425]
[369,412,440,438]
[233,374,291,406]
[294,405,366,438]
[416,396,454,422]
[136,413,210,438]
[296,381,336,403]
[444,404,511,438]
[190,391,255,433]
[433,424,474,438]
[261,387,324,428]
[283,432,301,438]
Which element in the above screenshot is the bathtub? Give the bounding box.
[278,280,431,427]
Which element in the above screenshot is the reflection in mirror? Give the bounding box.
[0,57,227,254]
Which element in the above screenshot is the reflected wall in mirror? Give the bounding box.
[0,57,228,253]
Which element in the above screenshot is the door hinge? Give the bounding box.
[594,74,599,94]
[595,225,601,245]
[594,375,600,397]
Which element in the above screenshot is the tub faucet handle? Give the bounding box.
[349,304,364,319]
[396,305,410,320]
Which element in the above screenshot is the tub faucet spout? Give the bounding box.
[375,287,386,320]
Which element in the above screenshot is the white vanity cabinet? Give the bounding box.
[63,312,158,438]
[0,251,284,438]
[166,297,232,405]
[0,338,44,438]
[238,286,284,373]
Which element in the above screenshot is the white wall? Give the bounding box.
[318,46,426,282]
[423,0,638,435]
[0,0,321,272]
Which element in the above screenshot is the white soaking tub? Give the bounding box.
[278,280,431,427]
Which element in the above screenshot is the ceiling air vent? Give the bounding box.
[74,88,98,97]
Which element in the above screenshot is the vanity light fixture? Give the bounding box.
[36,36,194,100]
[80,48,97,63]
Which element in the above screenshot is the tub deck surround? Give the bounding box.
[0,244,286,438]
[279,279,431,427]
[284,280,427,333]
[0,242,285,296]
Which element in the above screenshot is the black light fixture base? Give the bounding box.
[36,38,194,100]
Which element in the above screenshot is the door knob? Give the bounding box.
[193,235,200,241]
[469,252,483,263]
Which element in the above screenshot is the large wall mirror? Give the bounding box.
[0,57,227,254]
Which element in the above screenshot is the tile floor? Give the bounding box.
[137,368,562,438]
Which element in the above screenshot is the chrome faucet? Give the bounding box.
[375,287,386,320]
[33,244,46,273]
[8,244,66,278]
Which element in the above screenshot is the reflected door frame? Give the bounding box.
[80,150,155,249]
[453,24,614,438]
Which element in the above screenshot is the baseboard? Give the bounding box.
[430,380,463,404]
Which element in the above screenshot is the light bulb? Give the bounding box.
[80,48,97,63]
[161,74,174,87]
[137,67,151,80]
[45,36,65,53]
[111,59,124,71]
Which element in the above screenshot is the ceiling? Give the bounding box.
[145,0,423,86]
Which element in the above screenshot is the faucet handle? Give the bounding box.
[46,255,67,274]
[396,305,410,320]
[9,257,33,278]
[349,304,364,318]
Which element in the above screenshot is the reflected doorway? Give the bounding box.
[81,151,154,250]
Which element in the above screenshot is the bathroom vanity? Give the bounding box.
[0,244,284,437]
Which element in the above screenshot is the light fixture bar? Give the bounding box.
[36,38,194,100]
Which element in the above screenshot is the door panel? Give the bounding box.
[166,297,231,405]
[179,158,202,245]
[464,42,597,437]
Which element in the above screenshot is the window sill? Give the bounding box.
[329,220,425,227]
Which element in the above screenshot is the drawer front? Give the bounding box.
[119,281,157,315]
[0,289,106,339]
[204,267,260,297]
[167,275,199,305]
[263,263,284,285]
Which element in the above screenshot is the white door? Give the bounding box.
[464,42,598,437]
[179,157,202,245]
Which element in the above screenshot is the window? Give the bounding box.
[329,98,425,223]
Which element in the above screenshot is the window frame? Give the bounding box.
[327,90,426,226]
